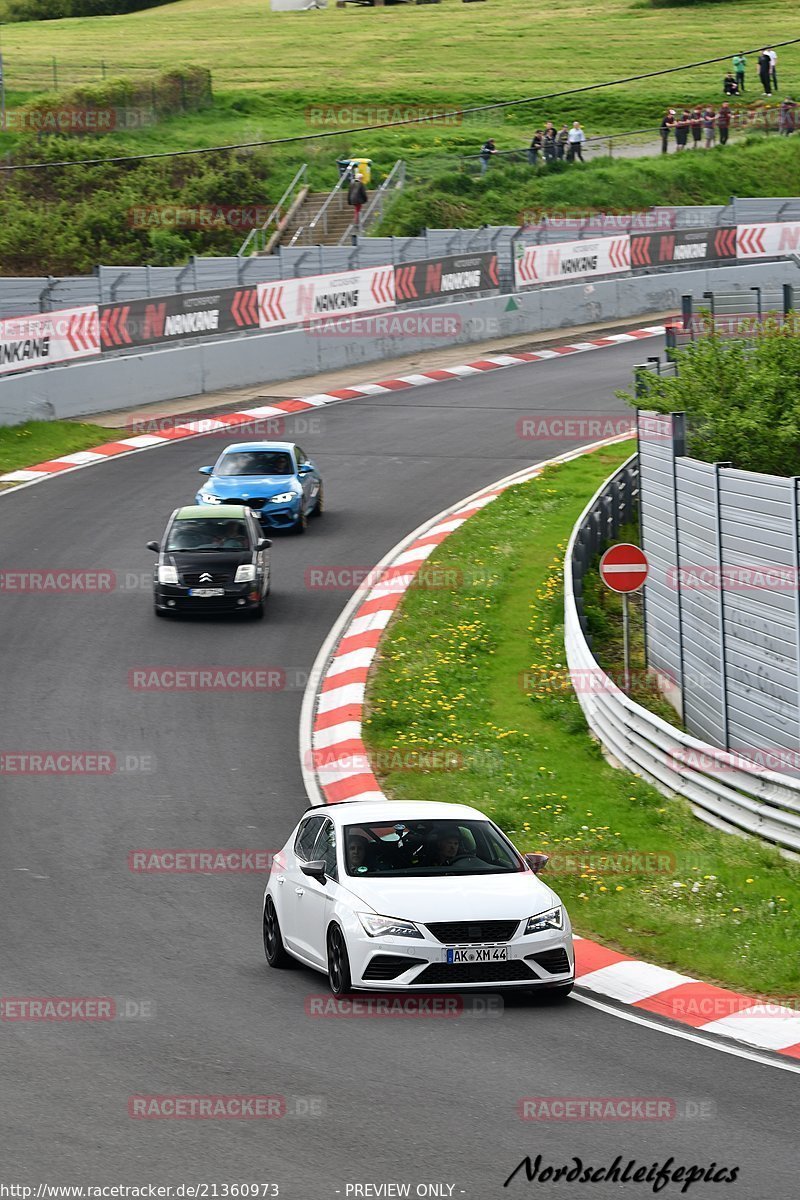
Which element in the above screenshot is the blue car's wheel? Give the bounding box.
[294,510,308,536]
[312,484,324,518]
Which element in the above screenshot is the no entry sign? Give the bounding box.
[599,543,649,594]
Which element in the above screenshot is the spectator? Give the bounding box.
[479,137,497,174]
[717,102,732,146]
[675,109,690,151]
[733,52,746,94]
[543,123,557,163]
[703,106,716,148]
[556,123,569,159]
[767,48,778,92]
[690,107,703,148]
[660,108,676,154]
[723,72,739,97]
[567,121,586,162]
[347,171,368,225]
[528,130,543,165]
[779,98,797,136]
[758,50,772,96]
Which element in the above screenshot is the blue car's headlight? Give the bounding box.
[200,492,224,505]
[271,491,297,504]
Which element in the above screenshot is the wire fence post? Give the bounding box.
[52,57,57,92]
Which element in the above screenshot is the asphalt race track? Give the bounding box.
[1,340,797,1199]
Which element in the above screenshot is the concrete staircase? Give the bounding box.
[275,190,353,249]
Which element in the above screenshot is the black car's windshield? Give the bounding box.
[165,519,250,552]
[343,819,524,877]
[216,451,293,477]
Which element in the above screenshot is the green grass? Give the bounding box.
[0,0,795,154]
[364,441,800,997]
[0,419,123,474]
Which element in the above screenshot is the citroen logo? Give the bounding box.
[199,572,213,583]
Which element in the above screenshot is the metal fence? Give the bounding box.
[565,455,800,854]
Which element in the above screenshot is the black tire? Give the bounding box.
[154,606,170,618]
[263,896,292,968]
[252,601,264,620]
[326,924,352,996]
[294,510,308,536]
[312,485,324,518]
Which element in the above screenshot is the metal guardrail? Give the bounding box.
[238,165,308,257]
[565,456,800,856]
[338,159,406,245]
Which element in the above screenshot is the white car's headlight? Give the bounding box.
[524,906,565,935]
[357,912,424,939]
[158,564,179,585]
[201,492,224,504]
[234,564,256,583]
[270,491,296,504]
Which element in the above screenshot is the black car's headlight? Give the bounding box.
[524,906,565,935]
[157,564,179,585]
[234,565,256,583]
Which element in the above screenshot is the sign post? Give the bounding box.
[599,543,650,692]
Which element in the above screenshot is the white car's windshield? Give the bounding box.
[217,451,293,477]
[343,819,523,877]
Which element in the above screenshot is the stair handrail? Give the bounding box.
[288,171,350,248]
[238,164,308,257]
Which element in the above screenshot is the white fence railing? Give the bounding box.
[564,456,800,857]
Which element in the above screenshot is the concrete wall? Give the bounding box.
[1,259,797,425]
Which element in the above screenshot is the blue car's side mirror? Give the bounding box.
[298,463,312,475]
[198,465,214,476]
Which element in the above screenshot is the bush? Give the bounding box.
[622,322,800,476]
[6,0,178,19]
[16,67,213,134]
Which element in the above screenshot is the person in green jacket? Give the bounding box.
[733,52,746,94]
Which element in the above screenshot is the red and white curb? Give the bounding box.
[0,325,663,491]
[299,435,800,1065]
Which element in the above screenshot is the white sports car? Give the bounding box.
[262,800,574,998]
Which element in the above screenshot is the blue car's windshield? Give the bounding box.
[216,452,293,477]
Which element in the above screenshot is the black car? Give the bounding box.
[147,505,271,619]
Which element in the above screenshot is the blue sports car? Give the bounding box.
[195,441,323,534]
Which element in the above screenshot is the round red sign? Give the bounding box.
[599,543,649,594]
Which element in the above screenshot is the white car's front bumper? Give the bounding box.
[346,921,574,991]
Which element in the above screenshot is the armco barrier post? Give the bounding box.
[784,284,794,319]
[681,294,692,332]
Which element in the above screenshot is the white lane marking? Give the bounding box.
[574,992,800,1074]
[698,1006,800,1052]
[325,648,377,677]
[315,682,366,715]
[312,721,364,750]
[343,610,393,638]
[49,450,109,465]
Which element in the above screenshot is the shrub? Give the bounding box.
[5,0,179,19]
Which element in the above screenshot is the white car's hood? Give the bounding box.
[339,871,560,924]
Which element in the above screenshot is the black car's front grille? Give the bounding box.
[182,572,232,586]
[229,497,267,510]
[527,948,571,975]
[425,920,520,944]
[412,961,534,986]
[363,955,426,981]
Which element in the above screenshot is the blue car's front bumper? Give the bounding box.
[194,493,302,529]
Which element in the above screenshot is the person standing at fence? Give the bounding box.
[779,97,797,135]
[758,50,773,95]
[703,105,716,148]
[717,101,732,145]
[556,123,569,159]
[479,138,497,174]
[527,130,543,165]
[690,107,703,148]
[733,51,746,94]
[567,121,586,162]
[766,48,778,92]
[543,124,557,163]
[660,108,676,153]
[675,109,690,151]
[347,171,368,226]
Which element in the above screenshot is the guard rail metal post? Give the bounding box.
[681,294,693,339]
[784,284,794,320]
[751,285,763,322]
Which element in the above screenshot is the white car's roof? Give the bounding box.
[320,801,492,826]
